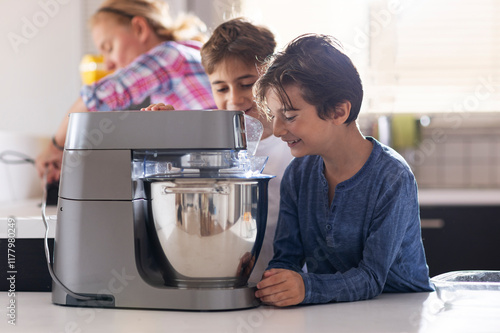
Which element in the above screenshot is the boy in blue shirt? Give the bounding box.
[253,34,433,307]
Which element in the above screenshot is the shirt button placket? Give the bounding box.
[325,204,335,246]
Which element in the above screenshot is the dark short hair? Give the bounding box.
[254,34,363,124]
[201,18,276,74]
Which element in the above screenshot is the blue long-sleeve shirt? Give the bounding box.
[267,137,433,304]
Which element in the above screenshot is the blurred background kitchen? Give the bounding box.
[1,0,499,276]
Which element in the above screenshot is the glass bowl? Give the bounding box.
[431,270,500,307]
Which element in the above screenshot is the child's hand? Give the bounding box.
[35,142,64,183]
[141,103,175,111]
[255,268,305,307]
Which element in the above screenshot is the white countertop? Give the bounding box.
[418,189,500,206]
[0,199,57,238]
[1,291,500,332]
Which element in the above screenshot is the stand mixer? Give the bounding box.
[50,110,272,310]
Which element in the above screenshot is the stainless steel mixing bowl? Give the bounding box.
[147,176,270,288]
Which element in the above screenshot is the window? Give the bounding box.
[241,0,500,113]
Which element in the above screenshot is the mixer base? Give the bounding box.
[53,283,261,311]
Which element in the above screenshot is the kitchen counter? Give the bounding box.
[0,199,57,238]
[418,189,500,206]
[1,291,500,332]
[418,191,500,276]
[0,199,57,292]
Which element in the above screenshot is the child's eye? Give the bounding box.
[101,43,112,54]
[216,87,228,93]
[283,111,297,121]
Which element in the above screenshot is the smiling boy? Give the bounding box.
[253,34,433,307]
[200,18,294,282]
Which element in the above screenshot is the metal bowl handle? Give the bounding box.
[162,185,229,195]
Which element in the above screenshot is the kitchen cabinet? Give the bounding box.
[420,205,500,277]
[0,238,53,291]
[0,200,57,292]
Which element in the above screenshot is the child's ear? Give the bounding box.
[131,16,152,43]
[331,101,351,125]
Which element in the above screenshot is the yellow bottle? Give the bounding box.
[79,54,112,85]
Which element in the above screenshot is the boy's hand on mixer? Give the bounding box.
[255,268,305,307]
[141,103,175,111]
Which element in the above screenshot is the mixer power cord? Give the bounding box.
[0,150,35,165]
[0,150,95,301]
[41,168,95,301]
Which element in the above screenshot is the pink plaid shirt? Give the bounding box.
[81,40,216,111]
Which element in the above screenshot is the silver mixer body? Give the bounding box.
[52,110,272,310]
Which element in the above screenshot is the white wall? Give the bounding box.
[0,0,82,202]
[0,0,83,136]
[0,0,227,139]
[241,0,370,112]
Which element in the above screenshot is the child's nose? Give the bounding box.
[273,116,286,137]
[228,91,245,109]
